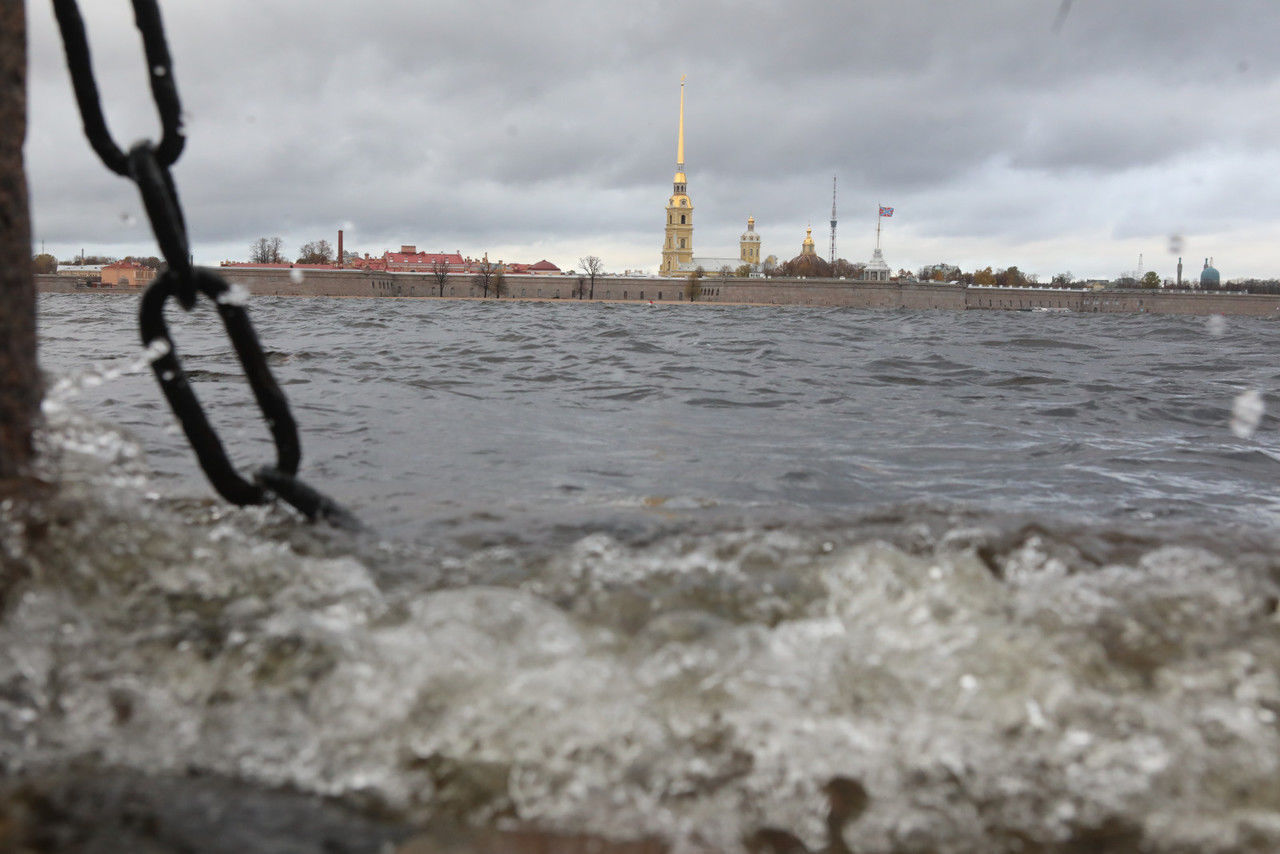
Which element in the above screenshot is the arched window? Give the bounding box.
[679,239,685,248]
[680,214,686,224]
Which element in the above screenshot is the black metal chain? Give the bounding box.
[52,0,361,531]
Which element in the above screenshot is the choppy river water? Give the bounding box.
[4,293,1280,852]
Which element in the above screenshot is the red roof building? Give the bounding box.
[382,245,471,273]
[225,243,564,278]
[101,259,157,288]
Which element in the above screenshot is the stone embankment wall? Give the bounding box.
[36,272,1280,317]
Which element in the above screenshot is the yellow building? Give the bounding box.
[660,81,764,276]
[799,226,817,257]
[739,217,761,266]
[101,259,157,288]
[660,78,694,275]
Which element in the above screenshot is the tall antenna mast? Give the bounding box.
[829,175,838,265]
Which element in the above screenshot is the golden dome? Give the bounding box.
[800,227,816,256]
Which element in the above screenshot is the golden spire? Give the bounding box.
[676,76,686,170]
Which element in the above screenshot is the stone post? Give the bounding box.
[0,2,38,479]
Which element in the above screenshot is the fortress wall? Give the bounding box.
[966,286,1280,316]
[35,274,85,293]
[36,270,1280,317]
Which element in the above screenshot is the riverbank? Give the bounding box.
[36,271,1280,317]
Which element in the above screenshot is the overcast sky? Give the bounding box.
[25,0,1280,280]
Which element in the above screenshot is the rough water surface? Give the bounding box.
[3,294,1280,852]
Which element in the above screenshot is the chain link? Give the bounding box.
[52,1,360,530]
[51,0,184,176]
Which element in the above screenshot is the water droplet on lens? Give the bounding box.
[1206,314,1227,337]
[120,212,137,226]
[1168,233,1184,254]
[216,283,251,306]
[153,65,167,77]
[290,269,305,284]
[141,338,171,364]
[1231,389,1264,438]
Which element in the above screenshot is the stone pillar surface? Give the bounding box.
[0,2,37,479]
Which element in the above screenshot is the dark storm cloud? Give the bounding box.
[25,0,1280,277]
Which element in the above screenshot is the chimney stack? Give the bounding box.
[337,229,343,268]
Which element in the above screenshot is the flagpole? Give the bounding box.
[875,204,882,253]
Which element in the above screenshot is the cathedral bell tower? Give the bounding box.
[660,77,694,275]
[739,217,760,266]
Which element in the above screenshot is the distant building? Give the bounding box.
[798,226,818,259]
[100,259,157,288]
[55,264,104,280]
[505,259,562,275]
[863,248,891,282]
[659,80,760,276]
[1200,257,1220,289]
[660,79,695,275]
[224,246,561,277]
[383,246,469,273]
[740,217,761,267]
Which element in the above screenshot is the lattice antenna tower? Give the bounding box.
[829,175,838,265]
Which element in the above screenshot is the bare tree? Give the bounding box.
[430,255,451,296]
[833,258,862,279]
[472,256,502,297]
[296,239,334,265]
[579,255,603,299]
[250,236,284,263]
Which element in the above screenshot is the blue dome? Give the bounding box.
[1200,259,1220,288]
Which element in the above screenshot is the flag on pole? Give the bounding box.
[879,206,894,217]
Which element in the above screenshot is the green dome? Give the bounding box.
[1200,258,1220,288]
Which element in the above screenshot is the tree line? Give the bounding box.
[250,236,354,265]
